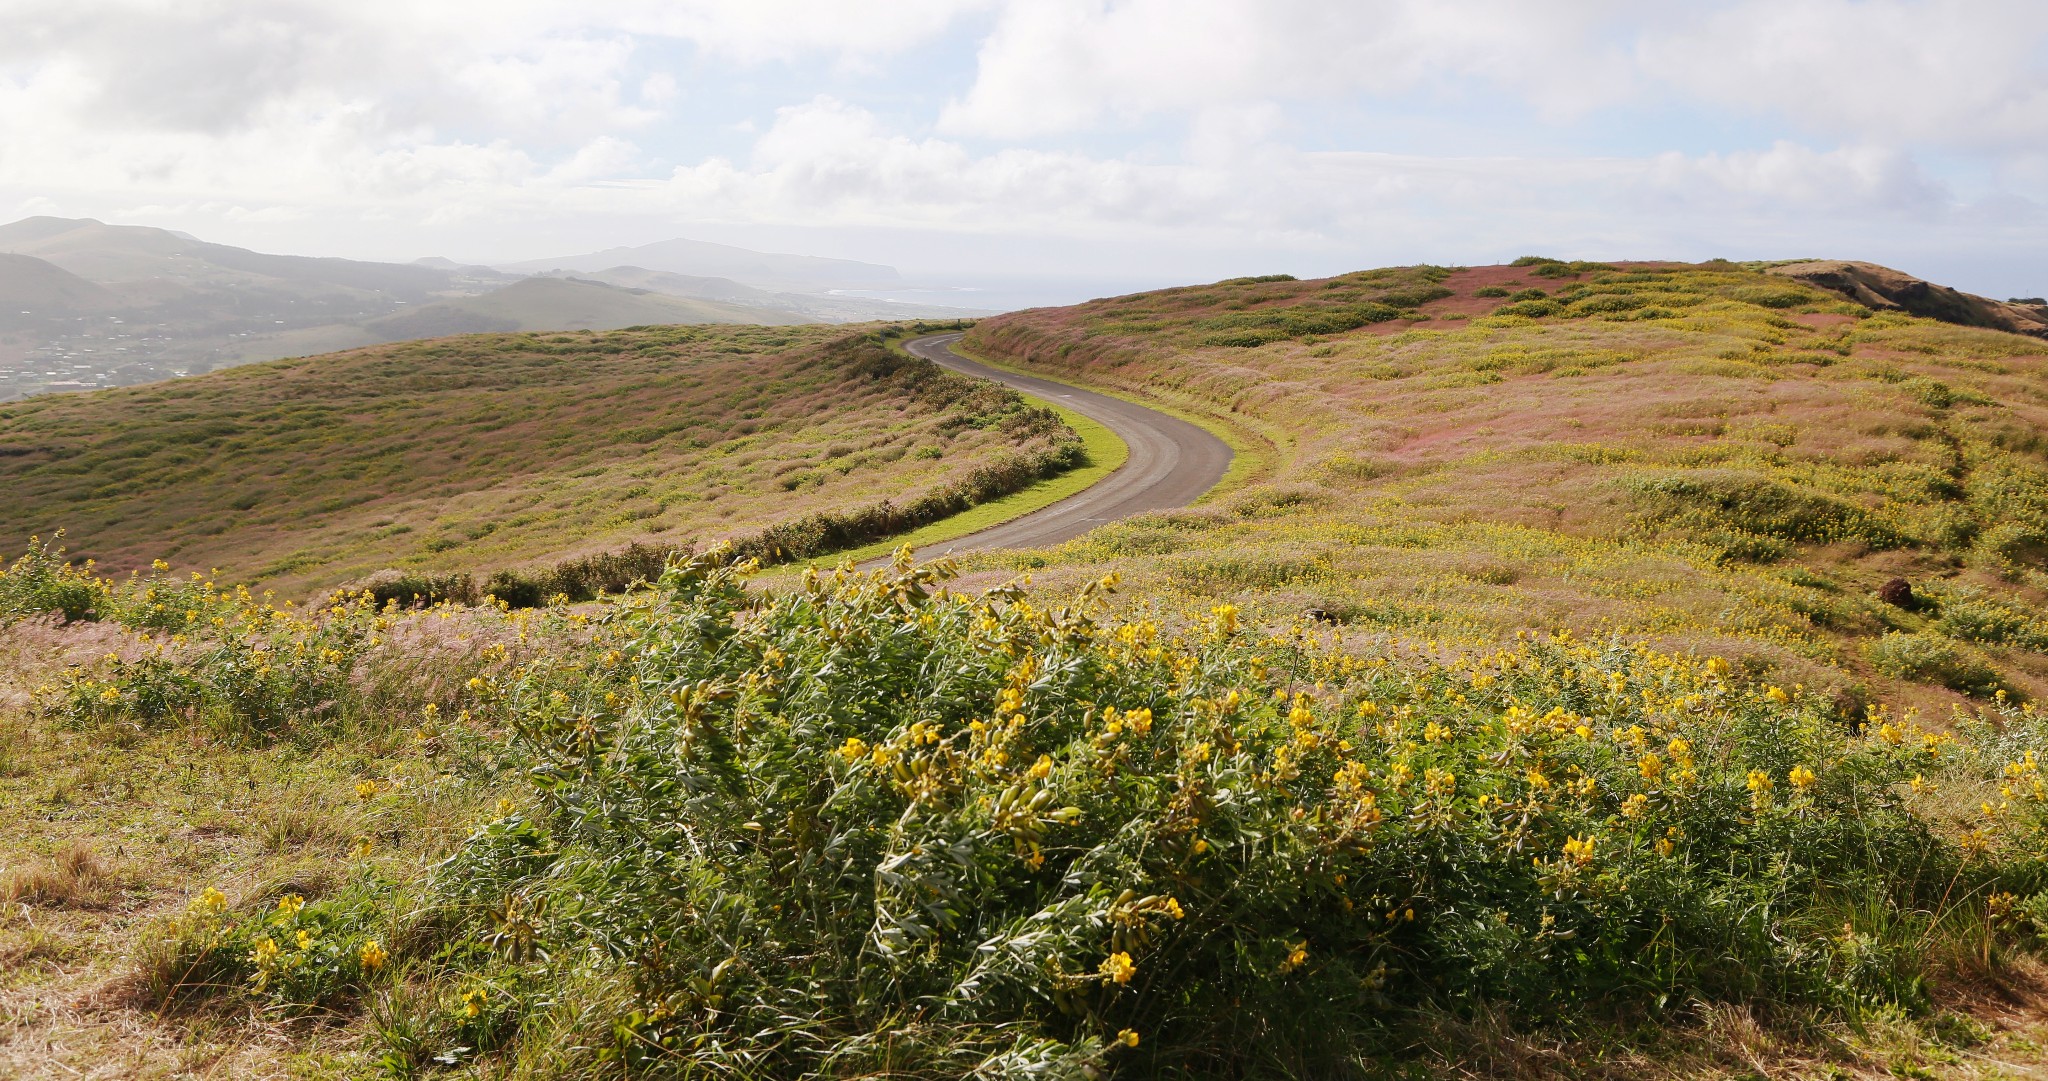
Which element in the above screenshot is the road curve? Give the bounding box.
[900,332,1232,556]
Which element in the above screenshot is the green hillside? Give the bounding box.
[0,323,1072,594]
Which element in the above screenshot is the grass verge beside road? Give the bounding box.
[828,392,1127,565]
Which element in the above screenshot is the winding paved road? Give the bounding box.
[899,332,1232,556]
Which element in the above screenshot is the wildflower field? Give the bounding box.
[9,544,2048,1077]
[9,259,2048,1077]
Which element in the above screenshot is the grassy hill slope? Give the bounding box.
[0,323,1072,594]
[14,265,2048,1079]
[963,259,2048,712]
[363,277,811,340]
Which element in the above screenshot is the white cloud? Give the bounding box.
[1640,0,2048,153]
[1641,142,1949,216]
[938,0,1643,138]
[939,0,2048,157]
[0,0,2040,294]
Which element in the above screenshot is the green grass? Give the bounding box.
[828,395,1128,564]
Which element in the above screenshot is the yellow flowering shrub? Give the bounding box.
[377,550,2048,1076]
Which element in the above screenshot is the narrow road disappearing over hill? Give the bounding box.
[902,332,1232,555]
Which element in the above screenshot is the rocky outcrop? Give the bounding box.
[1768,260,2048,339]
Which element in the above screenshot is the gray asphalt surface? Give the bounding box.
[898,332,1232,556]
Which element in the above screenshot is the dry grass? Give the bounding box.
[3,842,118,908]
[0,322,1060,598]
[0,607,512,1078]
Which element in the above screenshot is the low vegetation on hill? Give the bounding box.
[5,545,2048,1077]
[9,259,2048,1078]
[0,324,1078,597]
[965,258,2048,715]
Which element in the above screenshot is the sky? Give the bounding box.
[1,0,2044,303]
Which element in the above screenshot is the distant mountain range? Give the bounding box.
[0,217,986,400]
[498,236,901,292]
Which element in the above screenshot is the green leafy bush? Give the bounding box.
[1731,286,1814,309]
[51,585,388,740]
[1630,470,1910,555]
[140,879,398,1013]
[1866,632,2003,695]
[376,551,2033,1077]
[1929,589,2048,652]
[0,533,108,623]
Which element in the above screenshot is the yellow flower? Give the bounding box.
[1210,604,1240,635]
[837,737,868,763]
[1562,835,1596,866]
[1191,838,1209,855]
[1637,753,1664,781]
[1574,724,1593,740]
[495,797,517,819]
[1621,793,1649,819]
[273,894,305,922]
[1909,773,1934,795]
[355,780,380,800]
[1279,940,1309,974]
[1654,835,1677,857]
[1764,685,1789,704]
[1164,897,1186,920]
[1745,769,1773,794]
[1422,721,1450,743]
[1877,722,1904,746]
[359,939,388,971]
[1100,951,1136,984]
[1126,708,1153,735]
[250,936,280,966]
[295,929,315,950]
[1027,755,1054,780]
[1788,765,1817,791]
[189,886,229,917]
[461,987,488,1018]
[1117,1028,1140,1048]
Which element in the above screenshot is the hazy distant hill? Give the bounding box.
[0,216,490,398]
[0,217,984,401]
[560,265,782,303]
[0,252,120,313]
[556,264,996,323]
[365,277,811,340]
[0,216,453,300]
[500,236,901,292]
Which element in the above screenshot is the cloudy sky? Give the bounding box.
[2,0,2044,301]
